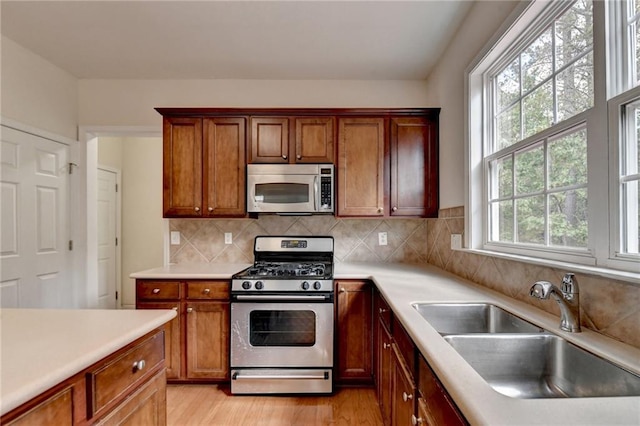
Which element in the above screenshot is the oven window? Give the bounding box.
[249,310,316,346]
[255,183,309,204]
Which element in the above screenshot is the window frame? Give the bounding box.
[466,0,639,275]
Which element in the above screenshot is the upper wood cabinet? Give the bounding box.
[250,117,289,163]
[337,118,386,216]
[249,116,334,163]
[390,117,438,217]
[162,116,246,218]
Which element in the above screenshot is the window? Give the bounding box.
[468,0,640,274]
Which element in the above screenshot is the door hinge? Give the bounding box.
[115,183,118,192]
[115,237,118,246]
[68,162,78,175]
[115,291,119,300]
[68,240,73,251]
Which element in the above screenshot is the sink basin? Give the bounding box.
[412,303,543,335]
[444,334,640,398]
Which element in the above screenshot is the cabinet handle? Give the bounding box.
[152,288,160,294]
[204,288,211,294]
[207,207,214,212]
[402,392,413,402]
[282,155,288,160]
[392,206,398,212]
[194,206,200,212]
[132,359,146,372]
[187,307,193,313]
[379,308,387,314]
[411,415,423,425]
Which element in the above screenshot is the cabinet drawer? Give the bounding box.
[392,316,415,369]
[137,281,181,300]
[186,281,229,300]
[87,331,165,418]
[376,294,392,331]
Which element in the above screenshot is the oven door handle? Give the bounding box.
[234,294,330,302]
[232,371,330,381]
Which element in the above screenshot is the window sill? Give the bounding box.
[457,248,640,286]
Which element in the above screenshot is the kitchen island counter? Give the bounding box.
[0,308,176,416]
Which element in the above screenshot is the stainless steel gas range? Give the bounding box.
[230,236,334,394]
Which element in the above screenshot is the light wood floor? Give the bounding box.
[167,384,383,426]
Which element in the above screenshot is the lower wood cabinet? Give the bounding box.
[136,279,230,383]
[2,330,166,426]
[373,291,466,426]
[335,280,374,385]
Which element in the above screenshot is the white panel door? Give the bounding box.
[0,126,69,308]
[97,168,117,308]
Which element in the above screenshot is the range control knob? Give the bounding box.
[313,281,322,290]
[301,281,310,290]
[242,281,252,290]
[255,281,264,290]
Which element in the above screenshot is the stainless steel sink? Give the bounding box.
[412,303,543,335]
[444,334,640,398]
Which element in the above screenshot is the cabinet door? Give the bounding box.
[392,345,415,426]
[136,302,181,380]
[337,118,385,216]
[390,117,438,217]
[376,318,393,426]
[335,280,373,384]
[185,302,230,380]
[294,117,334,163]
[163,117,203,217]
[5,387,73,426]
[203,118,246,216]
[418,355,467,426]
[250,117,289,163]
[95,370,166,426]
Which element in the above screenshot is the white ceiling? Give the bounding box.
[1,1,473,80]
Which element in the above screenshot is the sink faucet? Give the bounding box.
[529,273,581,332]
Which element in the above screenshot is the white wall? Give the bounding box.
[1,36,78,140]
[77,79,432,127]
[423,0,520,208]
[97,137,124,170]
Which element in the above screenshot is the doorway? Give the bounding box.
[97,166,121,308]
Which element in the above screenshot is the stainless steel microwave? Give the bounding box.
[247,164,334,214]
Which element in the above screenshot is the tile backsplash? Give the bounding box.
[169,207,639,349]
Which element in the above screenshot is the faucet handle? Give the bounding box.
[561,273,578,295]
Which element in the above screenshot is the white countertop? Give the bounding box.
[0,308,176,416]
[131,261,640,425]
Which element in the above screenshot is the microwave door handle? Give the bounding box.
[314,176,318,211]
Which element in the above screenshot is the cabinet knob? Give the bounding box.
[378,207,383,213]
[194,206,200,212]
[379,308,387,314]
[339,288,346,293]
[152,288,160,294]
[187,307,193,313]
[207,207,214,212]
[132,359,146,372]
[392,206,398,212]
[411,415,423,425]
[282,155,288,160]
[204,288,211,294]
[383,342,390,349]
[297,155,302,160]
[402,392,413,402]
[172,306,178,311]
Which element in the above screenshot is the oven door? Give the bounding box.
[230,297,333,368]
